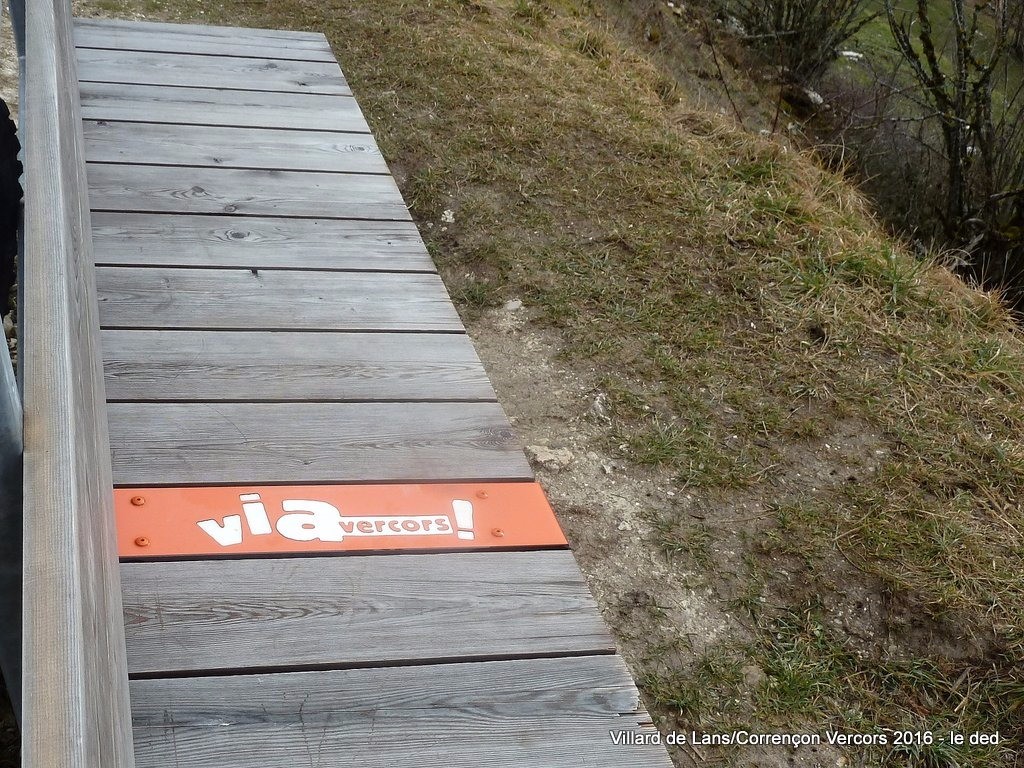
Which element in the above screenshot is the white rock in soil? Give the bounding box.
[503,298,523,311]
[804,88,824,106]
[741,663,766,688]
[525,445,574,472]
[590,392,610,423]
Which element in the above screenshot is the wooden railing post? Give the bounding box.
[21,1,135,765]
[0,0,26,725]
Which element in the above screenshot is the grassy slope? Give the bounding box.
[79,0,1023,764]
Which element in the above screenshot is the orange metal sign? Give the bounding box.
[115,482,566,558]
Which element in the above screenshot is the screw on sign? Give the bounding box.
[114,483,567,557]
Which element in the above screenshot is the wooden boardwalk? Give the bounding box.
[63,15,673,766]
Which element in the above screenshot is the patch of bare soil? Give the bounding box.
[468,302,857,768]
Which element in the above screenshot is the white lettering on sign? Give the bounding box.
[240,493,273,535]
[195,494,475,547]
[197,515,244,547]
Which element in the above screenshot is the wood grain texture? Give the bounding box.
[77,48,350,95]
[129,656,672,768]
[87,164,411,220]
[22,4,134,766]
[102,330,497,401]
[89,213,434,271]
[74,16,327,42]
[121,552,610,674]
[96,268,461,331]
[84,121,389,174]
[74,20,336,61]
[79,82,371,132]
[107,401,532,484]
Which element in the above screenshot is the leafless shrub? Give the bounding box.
[716,0,876,83]
[884,0,1024,307]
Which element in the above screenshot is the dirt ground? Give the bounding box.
[469,301,857,767]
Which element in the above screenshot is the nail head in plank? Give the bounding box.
[90,213,433,272]
[87,164,411,220]
[96,268,461,331]
[77,48,350,95]
[84,121,389,174]
[108,401,533,485]
[102,330,497,401]
[122,552,611,675]
[79,83,372,132]
[128,656,672,768]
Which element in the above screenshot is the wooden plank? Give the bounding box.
[87,164,411,220]
[79,82,372,132]
[132,655,641,722]
[23,3,134,766]
[96,268,461,331]
[121,552,610,674]
[73,15,328,43]
[90,213,434,271]
[102,330,496,401]
[107,401,533,484]
[129,656,672,768]
[77,48,350,95]
[74,20,336,62]
[84,121,390,174]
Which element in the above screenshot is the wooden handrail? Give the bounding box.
[21,2,134,765]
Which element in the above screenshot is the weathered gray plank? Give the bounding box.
[96,268,461,331]
[23,3,134,766]
[77,48,350,95]
[74,20,336,61]
[129,656,671,768]
[108,401,532,484]
[74,15,327,43]
[84,121,389,174]
[122,552,609,675]
[102,330,497,401]
[87,164,411,220]
[90,213,433,271]
[79,82,371,132]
